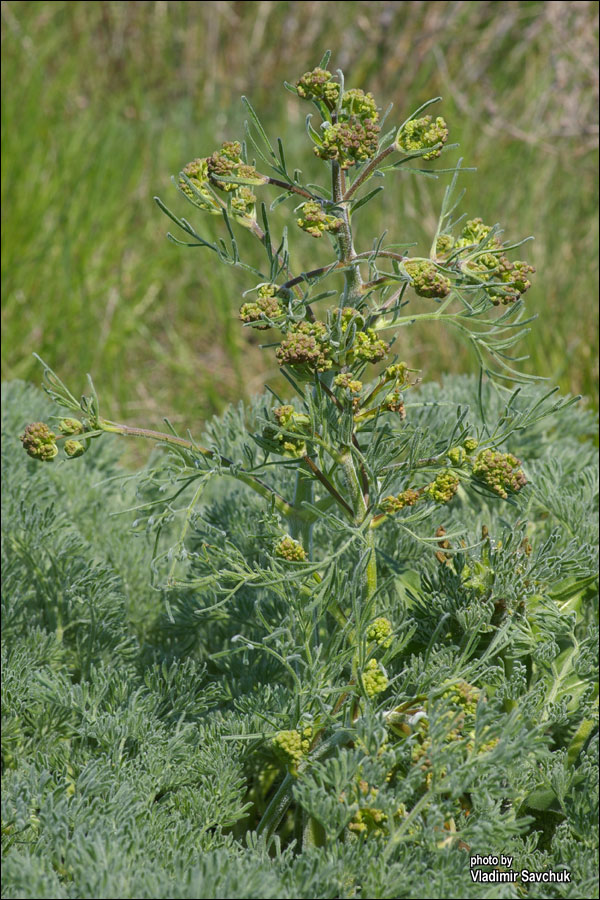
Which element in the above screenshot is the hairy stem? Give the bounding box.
[99,418,302,521]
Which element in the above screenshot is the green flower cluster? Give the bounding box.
[366,617,393,648]
[316,116,380,169]
[362,659,388,697]
[263,404,312,457]
[463,437,479,453]
[276,320,333,374]
[341,88,379,122]
[383,390,406,417]
[426,470,460,503]
[272,726,313,770]
[397,115,448,160]
[472,449,527,499]
[487,257,535,306]
[230,186,257,224]
[296,201,343,238]
[178,158,221,213]
[455,218,500,250]
[239,284,283,329]
[275,535,307,562]
[348,797,387,837]
[404,260,451,299]
[206,141,258,190]
[20,422,58,461]
[58,417,84,436]
[296,67,340,107]
[447,446,466,466]
[64,440,86,458]
[348,328,390,364]
[179,142,265,224]
[380,488,421,513]
[339,306,366,332]
[334,372,363,394]
[384,363,409,385]
[463,252,536,305]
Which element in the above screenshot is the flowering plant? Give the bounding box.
[14,55,597,890]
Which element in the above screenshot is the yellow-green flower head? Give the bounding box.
[435,233,455,258]
[276,320,333,374]
[316,117,380,169]
[367,617,393,648]
[481,257,536,306]
[239,284,283,329]
[262,404,311,457]
[20,422,58,461]
[384,390,406,417]
[296,201,343,238]
[272,726,312,771]
[348,329,390,365]
[380,488,421,513]
[339,307,366,332]
[296,67,340,107]
[341,88,379,122]
[447,446,466,466]
[275,535,307,562]
[463,437,479,453]
[405,260,451,299]
[455,218,499,250]
[230,186,256,225]
[397,115,448,160]
[178,158,222,213]
[64,440,86,458]
[334,372,362,393]
[472,449,527,499]
[363,659,388,697]
[58,417,84,436]
[426,470,460,503]
[206,141,259,192]
[384,363,408,385]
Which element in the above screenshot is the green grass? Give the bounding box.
[2,1,598,439]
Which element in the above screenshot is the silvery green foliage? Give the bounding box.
[2,379,597,899]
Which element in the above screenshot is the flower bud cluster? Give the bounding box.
[334,372,363,394]
[20,422,58,461]
[366,617,393,648]
[348,794,387,837]
[380,489,421,513]
[472,449,527,499]
[276,320,333,373]
[347,328,390,364]
[178,158,221,213]
[447,446,466,466]
[58,418,84,435]
[341,89,379,122]
[296,67,340,107]
[397,115,448,160]
[362,659,389,697]
[239,284,284,329]
[404,260,451,299]
[384,363,409,385]
[275,535,307,562]
[272,726,313,770]
[263,404,311,457]
[296,201,343,238]
[316,116,380,169]
[426,470,460,503]
[64,440,86,458]
[179,142,265,225]
[464,253,535,306]
[383,390,406,417]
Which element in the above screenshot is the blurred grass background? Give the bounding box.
[2,1,598,438]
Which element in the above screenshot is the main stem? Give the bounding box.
[331,160,377,601]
